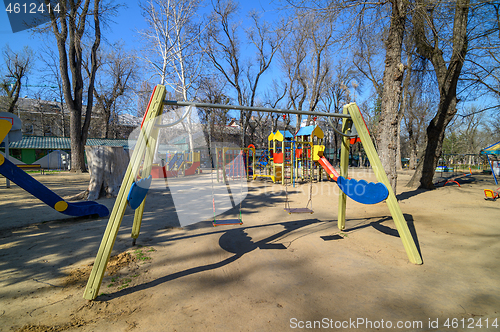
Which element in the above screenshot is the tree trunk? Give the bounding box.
[48,0,101,173]
[378,0,407,193]
[408,146,417,169]
[84,146,130,200]
[396,123,402,170]
[70,109,86,172]
[413,97,459,188]
[407,0,469,189]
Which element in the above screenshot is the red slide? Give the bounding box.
[318,156,340,181]
[185,161,201,176]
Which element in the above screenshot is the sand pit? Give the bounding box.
[0,169,499,331]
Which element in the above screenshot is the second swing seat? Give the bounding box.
[213,219,243,227]
[284,208,313,214]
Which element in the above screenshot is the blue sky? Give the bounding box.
[0,1,281,101]
[0,1,148,98]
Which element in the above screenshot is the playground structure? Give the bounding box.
[484,188,499,201]
[150,151,201,178]
[481,140,500,185]
[480,141,500,200]
[0,120,109,218]
[440,167,472,187]
[252,126,323,185]
[214,146,254,182]
[82,85,422,301]
[251,123,388,206]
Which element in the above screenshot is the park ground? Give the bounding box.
[0,169,499,331]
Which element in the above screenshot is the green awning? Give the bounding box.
[1,136,134,149]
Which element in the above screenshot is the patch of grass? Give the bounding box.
[134,248,152,261]
[107,283,114,288]
[131,274,140,278]
[118,281,130,290]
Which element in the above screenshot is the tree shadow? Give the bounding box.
[96,218,323,301]
[433,174,475,187]
[397,188,427,201]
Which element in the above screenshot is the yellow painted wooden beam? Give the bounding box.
[131,107,163,240]
[131,196,146,240]
[83,85,167,300]
[346,103,422,265]
[337,106,350,230]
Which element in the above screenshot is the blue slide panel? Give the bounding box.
[0,158,109,217]
[168,153,179,170]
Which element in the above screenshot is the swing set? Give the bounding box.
[82,85,422,301]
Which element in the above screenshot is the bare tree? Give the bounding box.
[278,17,308,133]
[45,0,113,172]
[321,59,356,165]
[370,0,408,192]
[286,0,410,192]
[456,108,487,156]
[302,12,335,126]
[460,2,500,103]
[203,0,285,144]
[407,0,474,188]
[196,75,231,148]
[136,81,153,119]
[402,94,432,170]
[262,79,288,139]
[89,44,138,138]
[140,0,207,151]
[0,45,34,113]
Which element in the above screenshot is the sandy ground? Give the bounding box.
[0,169,499,332]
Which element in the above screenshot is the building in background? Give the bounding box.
[0,97,141,166]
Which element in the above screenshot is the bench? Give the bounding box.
[17,164,45,174]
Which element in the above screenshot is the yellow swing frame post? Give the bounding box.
[338,103,422,265]
[83,85,167,300]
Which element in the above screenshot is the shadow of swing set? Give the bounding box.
[82,85,423,301]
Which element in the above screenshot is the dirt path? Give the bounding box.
[1,169,499,331]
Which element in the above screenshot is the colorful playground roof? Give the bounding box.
[481,141,500,155]
[295,125,324,139]
[271,130,294,142]
[276,130,293,138]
